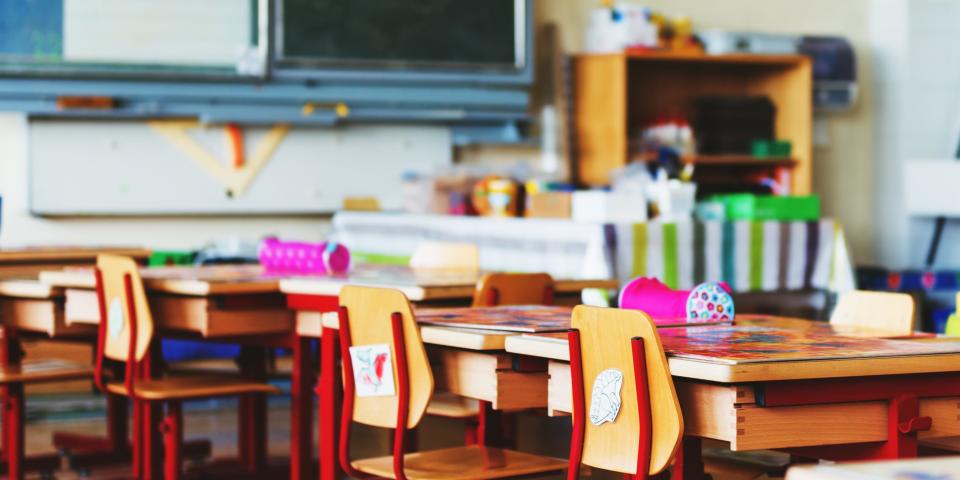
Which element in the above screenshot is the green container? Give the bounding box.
[149,250,196,266]
[751,139,793,158]
[712,194,820,221]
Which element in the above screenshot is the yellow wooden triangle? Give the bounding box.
[148,119,290,197]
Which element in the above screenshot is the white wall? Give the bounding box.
[0,114,332,249]
[871,0,960,269]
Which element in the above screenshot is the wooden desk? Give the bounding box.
[786,456,960,479]
[503,316,960,478]
[279,264,617,302]
[282,278,614,480]
[0,246,150,277]
[40,265,292,337]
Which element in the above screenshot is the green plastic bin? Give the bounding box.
[712,194,821,221]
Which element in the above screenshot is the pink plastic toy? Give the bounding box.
[258,238,351,275]
[618,277,734,322]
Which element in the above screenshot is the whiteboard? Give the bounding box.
[63,0,253,67]
[903,160,960,217]
[29,120,451,215]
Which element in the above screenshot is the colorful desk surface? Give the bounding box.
[416,305,724,333]
[503,315,960,383]
[279,264,617,301]
[786,456,960,480]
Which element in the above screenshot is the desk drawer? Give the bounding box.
[548,360,960,451]
[1,297,93,337]
[436,349,547,410]
[153,295,293,337]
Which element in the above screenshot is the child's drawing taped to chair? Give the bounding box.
[350,344,396,397]
[590,368,623,426]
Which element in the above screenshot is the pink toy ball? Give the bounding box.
[258,238,350,275]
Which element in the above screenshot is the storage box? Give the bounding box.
[712,194,820,221]
[571,191,648,223]
[526,192,572,218]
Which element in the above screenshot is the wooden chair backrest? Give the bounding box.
[572,305,682,475]
[339,286,434,429]
[408,242,480,271]
[830,290,915,336]
[472,272,555,306]
[97,254,154,362]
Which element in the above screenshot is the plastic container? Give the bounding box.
[712,194,820,221]
[258,238,351,274]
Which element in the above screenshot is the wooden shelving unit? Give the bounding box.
[573,51,812,194]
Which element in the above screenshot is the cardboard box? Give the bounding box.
[526,192,572,218]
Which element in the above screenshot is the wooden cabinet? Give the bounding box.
[572,51,812,195]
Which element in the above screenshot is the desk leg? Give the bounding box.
[291,336,314,480]
[319,327,342,480]
[671,436,705,480]
[239,346,268,473]
[1,327,25,480]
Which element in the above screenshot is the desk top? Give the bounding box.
[39,265,281,296]
[0,246,150,264]
[0,278,62,299]
[279,264,617,301]
[786,456,960,480]
[42,264,616,300]
[505,315,960,383]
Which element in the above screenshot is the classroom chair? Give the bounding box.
[472,272,555,307]
[335,285,568,479]
[93,255,279,480]
[0,332,91,480]
[830,290,916,336]
[409,242,480,270]
[567,305,684,479]
[431,272,558,446]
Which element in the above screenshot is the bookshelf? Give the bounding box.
[572,51,812,195]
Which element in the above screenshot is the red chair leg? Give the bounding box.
[4,383,25,480]
[132,398,142,478]
[162,401,183,480]
[464,417,479,446]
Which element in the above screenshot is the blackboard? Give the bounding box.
[279,0,521,70]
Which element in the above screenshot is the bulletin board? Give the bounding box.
[28,119,451,215]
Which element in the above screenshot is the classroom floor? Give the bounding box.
[20,392,784,480]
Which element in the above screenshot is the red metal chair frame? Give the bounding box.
[567,328,653,480]
[337,305,412,480]
[93,268,182,479]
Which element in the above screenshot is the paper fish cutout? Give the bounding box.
[686,282,735,321]
[108,297,124,339]
[589,369,624,426]
[349,344,395,397]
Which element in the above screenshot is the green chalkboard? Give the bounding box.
[279,0,520,70]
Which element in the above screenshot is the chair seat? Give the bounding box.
[106,375,279,400]
[426,392,480,419]
[351,445,567,480]
[0,359,91,384]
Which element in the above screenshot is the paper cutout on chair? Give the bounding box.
[349,344,395,397]
[589,369,623,426]
[108,297,124,339]
[148,120,290,197]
